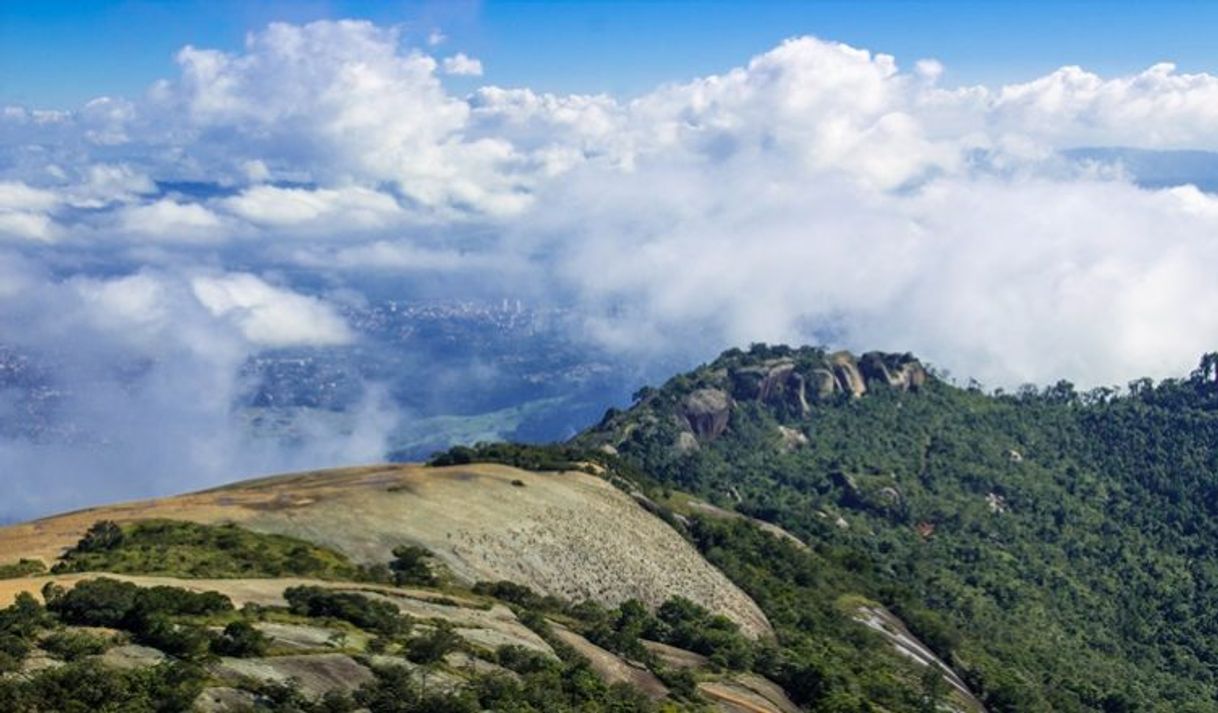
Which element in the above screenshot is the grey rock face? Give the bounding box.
[681,388,733,440]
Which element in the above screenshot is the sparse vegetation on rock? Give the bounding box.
[52,519,367,581]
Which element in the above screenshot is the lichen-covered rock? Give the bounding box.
[680,388,732,440]
[674,431,700,453]
[729,359,811,415]
[858,351,928,391]
[777,425,808,451]
[830,352,868,397]
[194,687,258,713]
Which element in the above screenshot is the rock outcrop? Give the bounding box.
[590,346,932,448]
[730,359,811,415]
[857,351,929,391]
[681,388,733,440]
[723,351,926,418]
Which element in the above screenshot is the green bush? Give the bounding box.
[0,559,46,579]
[283,586,409,637]
[53,519,365,580]
[494,644,553,674]
[41,629,111,661]
[472,581,563,612]
[0,658,206,712]
[404,621,462,664]
[389,545,437,587]
[76,520,125,552]
[44,577,139,628]
[42,577,231,660]
[428,442,592,472]
[0,593,50,673]
[210,620,269,657]
[45,578,233,629]
[0,592,50,638]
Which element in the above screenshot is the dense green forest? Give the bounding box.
[577,345,1218,712]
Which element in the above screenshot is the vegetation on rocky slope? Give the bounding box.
[579,343,1218,711]
[0,517,783,711]
[51,520,369,581]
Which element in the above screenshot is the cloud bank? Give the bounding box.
[4,20,1218,517]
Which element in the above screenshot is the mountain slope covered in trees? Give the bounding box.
[577,345,1218,712]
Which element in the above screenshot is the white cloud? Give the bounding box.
[220,184,404,230]
[0,182,61,241]
[118,199,226,240]
[5,24,1218,388]
[0,182,60,212]
[190,273,354,347]
[442,53,483,76]
[141,20,529,216]
[990,62,1218,148]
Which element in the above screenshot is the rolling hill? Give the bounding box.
[1,456,973,712]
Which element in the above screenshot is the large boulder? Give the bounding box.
[858,352,927,391]
[830,352,868,397]
[681,388,732,440]
[728,359,811,415]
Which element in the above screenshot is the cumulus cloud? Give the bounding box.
[5,21,1218,518]
[118,199,227,240]
[0,182,61,241]
[220,185,404,230]
[190,273,354,347]
[442,53,483,76]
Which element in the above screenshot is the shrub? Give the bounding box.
[356,665,478,713]
[210,620,269,657]
[0,593,47,672]
[472,581,562,611]
[404,622,462,664]
[0,633,30,674]
[44,578,232,660]
[53,519,365,581]
[132,585,234,618]
[77,520,125,552]
[41,629,111,661]
[652,596,754,670]
[389,545,437,587]
[0,592,51,638]
[0,659,206,712]
[46,577,140,628]
[494,644,553,674]
[283,586,409,636]
[0,559,46,580]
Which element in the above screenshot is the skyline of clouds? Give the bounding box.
[3,19,1218,517]
[6,20,1218,384]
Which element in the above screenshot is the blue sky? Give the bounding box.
[4,0,1218,108]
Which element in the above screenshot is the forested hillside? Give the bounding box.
[579,345,1218,711]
